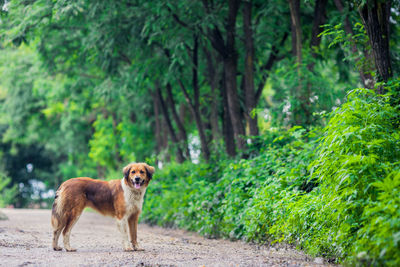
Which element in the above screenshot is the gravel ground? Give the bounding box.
[0,208,333,267]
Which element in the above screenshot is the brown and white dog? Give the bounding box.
[51,162,155,252]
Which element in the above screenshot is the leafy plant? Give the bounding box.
[0,172,17,207]
[143,86,400,265]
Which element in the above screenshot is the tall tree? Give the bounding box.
[156,87,186,163]
[165,83,190,160]
[288,0,311,126]
[334,0,375,89]
[203,46,221,141]
[177,35,211,161]
[206,0,246,152]
[243,0,259,136]
[359,0,393,93]
[310,0,328,58]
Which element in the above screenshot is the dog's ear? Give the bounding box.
[144,164,155,179]
[123,164,132,179]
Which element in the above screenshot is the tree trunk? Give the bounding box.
[359,0,392,93]
[152,92,162,165]
[178,77,211,161]
[111,112,123,166]
[304,0,328,126]
[255,32,288,104]
[203,46,221,140]
[177,35,211,161]
[192,35,211,161]
[289,0,309,126]
[221,71,236,157]
[243,1,259,136]
[334,0,374,89]
[224,0,246,150]
[165,83,190,159]
[156,87,185,163]
[289,0,302,61]
[204,0,245,154]
[310,0,328,57]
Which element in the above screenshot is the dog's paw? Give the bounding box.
[124,247,134,252]
[133,245,145,251]
[66,248,77,252]
[53,246,62,251]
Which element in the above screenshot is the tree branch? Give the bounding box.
[255,32,288,102]
[177,79,195,111]
[166,6,194,31]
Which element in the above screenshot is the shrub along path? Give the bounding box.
[0,208,331,266]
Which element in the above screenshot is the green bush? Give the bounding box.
[0,172,17,207]
[245,88,400,264]
[143,87,400,265]
[143,127,318,239]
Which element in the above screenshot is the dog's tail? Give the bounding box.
[51,188,64,230]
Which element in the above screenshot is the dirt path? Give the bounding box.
[0,209,331,266]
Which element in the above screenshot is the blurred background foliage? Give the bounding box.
[0,0,399,265]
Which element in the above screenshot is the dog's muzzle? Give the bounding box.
[133,176,142,189]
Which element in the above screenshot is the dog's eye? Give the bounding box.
[131,170,136,174]
[140,170,144,174]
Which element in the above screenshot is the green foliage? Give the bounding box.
[0,172,17,207]
[304,88,400,264]
[143,87,400,265]
[247,88,400,264]
[143,127,318,238]
[89,115,120,168]
[320,22,374,80]
[269,53,352,127]
[354,171,400,266]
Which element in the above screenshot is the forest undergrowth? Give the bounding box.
[143,87,400,266]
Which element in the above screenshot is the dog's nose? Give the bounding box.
[135,177,141,182]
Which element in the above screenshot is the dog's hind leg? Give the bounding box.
[52,227,64,251]
[62,207,83,252]
[51,198,65,251]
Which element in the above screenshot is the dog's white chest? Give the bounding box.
[125,190,144,214]
[121,179,146,216]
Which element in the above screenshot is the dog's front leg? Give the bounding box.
[128,213,144,251]
[117,219,133,251]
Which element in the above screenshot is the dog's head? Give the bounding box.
[123,162,155,190]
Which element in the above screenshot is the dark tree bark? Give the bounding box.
[111,112,123,165]
[224,0,246,150]
[178,79,211,161]
[202,0,245,155]
[178,35,211,161]
[243,1,259,136]
[152,92,163,165]
[304,0,328,126]
[221,71,236,157]
[205,0,245,153]
[334,0,374,89]
[359,0,392,93]
[289,0,302,60]
[310,0,328,57]
[310,0,327,49]
[153,90,171,162]
[289,0,311,126]
[165,83,190,160]
[255,32,288,104]
[203,46,221,140]
[156,87,185,163]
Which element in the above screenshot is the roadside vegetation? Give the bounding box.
[145,87,400,265]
